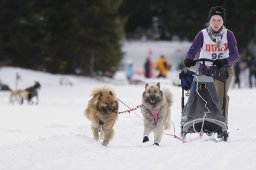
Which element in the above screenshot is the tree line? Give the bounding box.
[0,0,124,75]
[121,0,256,50]
[0,0,255,75]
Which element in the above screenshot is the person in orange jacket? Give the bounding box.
[155,55,170,78]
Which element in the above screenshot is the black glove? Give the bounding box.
[184,58,196,67]
[213,59,228,68]
[179,70,186,79]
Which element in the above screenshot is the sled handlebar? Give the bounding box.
[194,58,214,66]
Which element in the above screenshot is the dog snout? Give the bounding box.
[150,95,156,100]
[149,95,156,102]
[105,105,113,113]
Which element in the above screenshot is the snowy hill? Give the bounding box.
[1,66,256,170]
[121,40,191,73]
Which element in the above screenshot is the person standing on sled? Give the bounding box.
[183,6,239,123]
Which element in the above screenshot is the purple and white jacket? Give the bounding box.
[186,28,239,72]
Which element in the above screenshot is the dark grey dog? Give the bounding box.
[23,81,41,104]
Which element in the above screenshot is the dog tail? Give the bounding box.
[162,88,172,130]
[162,88,173,107]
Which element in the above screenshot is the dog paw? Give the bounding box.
[93,136,99,141]
[153,143,159,146]
[143,136,149,143]
[102,139,109,146]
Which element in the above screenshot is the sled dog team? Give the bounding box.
[85,82,173,146]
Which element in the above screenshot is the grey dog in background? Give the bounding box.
[141,82,173,146]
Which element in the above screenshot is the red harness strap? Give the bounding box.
[152,106,161,125]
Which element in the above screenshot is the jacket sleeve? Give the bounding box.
[226,30,240,66]
[185,31,204,59]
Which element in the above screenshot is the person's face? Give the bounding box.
[209,15,224,32]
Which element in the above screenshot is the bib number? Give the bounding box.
[212,53,223,59]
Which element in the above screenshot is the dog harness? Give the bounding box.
[152,106,161,125]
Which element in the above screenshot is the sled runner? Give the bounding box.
[179,58,229,141]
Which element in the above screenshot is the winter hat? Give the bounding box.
[209,6,226,21]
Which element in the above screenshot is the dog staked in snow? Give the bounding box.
[9,81,41,105]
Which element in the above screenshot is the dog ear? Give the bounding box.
[109,91,113,96]
[97,91,103,100]
[157,82,160,89]
[145,83,148,89]
[99,91,103,96]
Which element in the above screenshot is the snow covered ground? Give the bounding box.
[1,65,256,170]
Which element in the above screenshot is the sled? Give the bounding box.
[179,58,229,141]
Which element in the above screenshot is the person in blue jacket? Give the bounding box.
[126,60,134,82]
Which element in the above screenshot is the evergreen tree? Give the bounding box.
[0,0,124,76]
[0,0,47,69]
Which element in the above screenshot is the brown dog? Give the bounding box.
[85,87,119,146]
